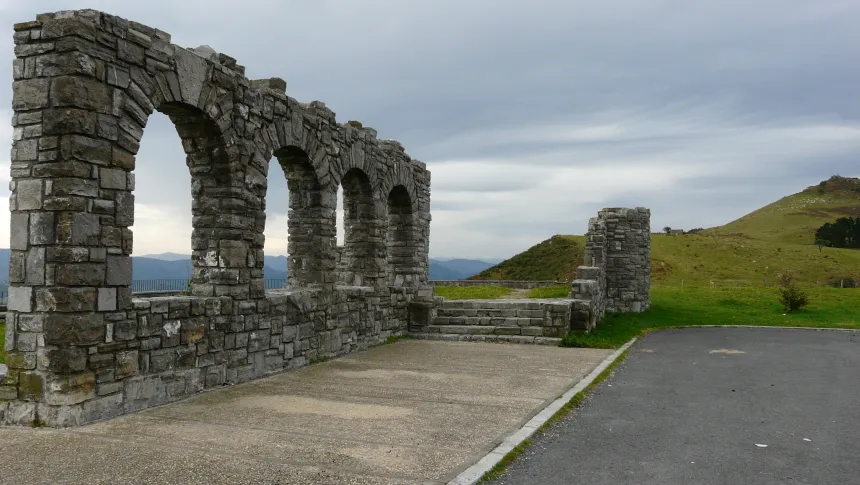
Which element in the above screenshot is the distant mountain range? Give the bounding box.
[0,249,495,290]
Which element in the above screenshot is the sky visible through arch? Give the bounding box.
[2,0,859,260]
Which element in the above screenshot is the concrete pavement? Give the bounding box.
[0,340,612,484]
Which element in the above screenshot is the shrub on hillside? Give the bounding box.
[776,270,809,312]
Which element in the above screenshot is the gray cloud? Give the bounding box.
[2,0,859,259]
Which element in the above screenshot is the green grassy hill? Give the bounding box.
[471,235,585,282]
[705,175,860,245]
[471,176,860,286]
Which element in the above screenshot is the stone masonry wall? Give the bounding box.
[4,9,432,427]
[569,207,651,329]
[600,208,651,313]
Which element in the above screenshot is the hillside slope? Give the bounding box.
[470,235,586,282]
[472,176,860,286]
[706,175,860,245]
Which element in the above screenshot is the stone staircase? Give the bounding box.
[410,299,572,345]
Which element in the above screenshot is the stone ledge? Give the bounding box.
[408,332,561,346]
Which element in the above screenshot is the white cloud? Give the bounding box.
[2,0,859,263]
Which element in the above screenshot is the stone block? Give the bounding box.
[51,76,111,113]
[44,372,96,406]
[12,78,49,111]
[181,319,206,345]
[10,213,29,250]
[37,347,87,373]
[56,212,99,244]
[35,287,96,312]
[99,167,126,189]
[55,263,105,286]
[43,313,105,345]
[82,393,124,422]
[115,191,134,226]
[18,371,45,401]
[42,108,97,136]
[16,333,38,352]
[29,212,56,245]
[15,179,43,210]
[105,255,131,285]
[98,287,117,311]
[8,286,33,312]
[115,351,139,378]
[5,351,37,370]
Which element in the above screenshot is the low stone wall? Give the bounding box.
[1,285,432,427]
[429,280,564,289]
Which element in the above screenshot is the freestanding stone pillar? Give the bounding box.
[599,207,651,313]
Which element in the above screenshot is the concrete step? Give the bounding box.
[438,300,551,310]
[432,316,546,327]
[424,325,562,338]
[435,307,545,319]
[409,332,562,346]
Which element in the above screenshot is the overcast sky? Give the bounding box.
[3,0,859,259]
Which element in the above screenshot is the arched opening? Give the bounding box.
[262,161,289,289]
[336,168,381,286]
[274,145,332,287]
[129,112,193,293]
[336,186,345,247]
[387,185,418,286]
[121,101,233,298]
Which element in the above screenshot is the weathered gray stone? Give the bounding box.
[43,313,105,345]
[24,248,46,286]
[12,79,49,111]
[56,212,99,245]
[37,347,88,373]
[115,351,138,378]
[99,167,126,189]
[55,263,105,286]
[44,372,96,406]
[15,179,43,210]
[8,286,33,313]
[105,256,131,285]
[29,212,55,245]
[35,287,97,312]
[10,213,29,250]
[175,47,207,105]
[51,76,112,113]
[98,288,117,311]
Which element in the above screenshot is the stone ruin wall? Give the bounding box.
[3,9,432,427]
[570,207,651,329]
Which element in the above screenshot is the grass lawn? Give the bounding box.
[562,285,860,348]
[434,285,570,300]
[526,285,570,298]
[433,285,514,300]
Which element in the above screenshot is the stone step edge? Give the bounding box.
[432,318,547,326]
[407,332,562,346]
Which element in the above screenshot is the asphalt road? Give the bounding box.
[490,327,860,485]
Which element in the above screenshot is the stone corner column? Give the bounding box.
[4,12,134,427]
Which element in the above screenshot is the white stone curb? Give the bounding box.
[447,337,638,485]
[688,325,858,332]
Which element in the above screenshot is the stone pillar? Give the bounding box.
[601,207,651,313]
[5,15,135,424]
[4,10,256,425]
